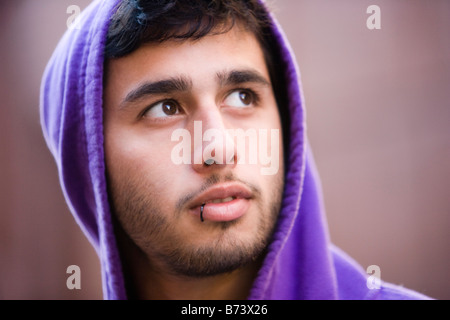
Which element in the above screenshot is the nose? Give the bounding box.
[191,110,237,173]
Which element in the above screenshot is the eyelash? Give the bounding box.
[228,88,261,106]
[139,98,180,119]
[140,88,261,119]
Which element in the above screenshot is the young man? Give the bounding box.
[40,0,430,300]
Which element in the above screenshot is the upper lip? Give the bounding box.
[188,182,253,209]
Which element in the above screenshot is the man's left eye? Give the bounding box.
[223,90,255,108]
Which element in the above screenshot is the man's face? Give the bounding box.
[103,26,284,277]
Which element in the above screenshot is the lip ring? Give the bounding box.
[196,197,251,222]
[200,203,205,222]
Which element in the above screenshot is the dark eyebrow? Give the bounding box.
[217,69,270,88]
[119,69,269,109]
[121,75,192,106]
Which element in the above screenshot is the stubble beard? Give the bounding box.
[109,173,284,278]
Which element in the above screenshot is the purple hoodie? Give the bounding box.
[40,0,431,300]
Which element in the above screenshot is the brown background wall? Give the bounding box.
[0,0,448,299]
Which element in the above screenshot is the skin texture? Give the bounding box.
[103,26,284,299]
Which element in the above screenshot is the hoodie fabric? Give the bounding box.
[40,0,431,300]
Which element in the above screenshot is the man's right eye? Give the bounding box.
[143,100,182,119]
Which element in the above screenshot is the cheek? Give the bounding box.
[258,165,284,213]
[104,129,178,186]
[104,131,186,217]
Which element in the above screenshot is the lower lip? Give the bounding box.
[192,198,250,222]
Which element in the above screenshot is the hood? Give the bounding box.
[40,0,430,300]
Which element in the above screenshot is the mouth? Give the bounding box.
[188,182,253,222]
[206,196,235,204]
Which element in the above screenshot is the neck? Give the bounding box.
[134,259,260,300]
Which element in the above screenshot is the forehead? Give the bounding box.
[104,26,270,102]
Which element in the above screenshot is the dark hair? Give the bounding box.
[104,0,290,163]
[105,0,272,58]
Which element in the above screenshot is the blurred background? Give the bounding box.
[0,0,448,299]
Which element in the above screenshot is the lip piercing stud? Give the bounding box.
[204,159,215,166]
[200,203,206,222]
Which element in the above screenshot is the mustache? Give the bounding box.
[175,173,261,211]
